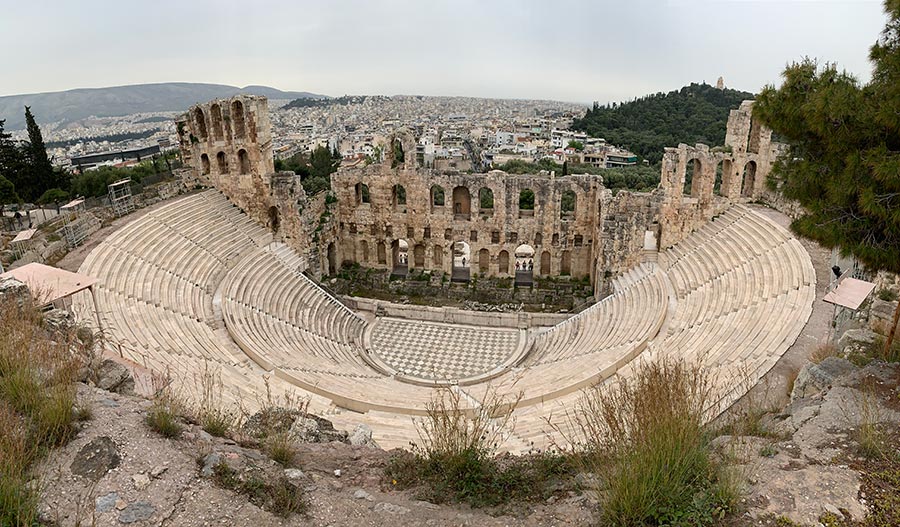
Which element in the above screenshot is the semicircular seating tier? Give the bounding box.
[74,190,815,452]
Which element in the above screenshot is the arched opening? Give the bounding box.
[392,184,407,212]
[355,183,370,205]
[341,238,356,266]
[560,250,571,275]
[534,233,543,246]
[216,151,228,174]
[748,120,761,154]
[360,240,369,263]
[433,244,443,269]
[452,186,471,219]
[431,185,445,209]
[560,190,576,219]
[684,158,701,197]
[391,239,409,276]
[231,100,246,139]
[200,153,210,175]
[519,189,535,218]
[451,241,470,282]
[741,161,757,197]
[327,242,337,275]
[540,251,551,275]
[478,248,490,273]
[717,159,731,196]
[498,250,510,276]
[377,241,386,264]
[210,104,225,142]
[479,187,494,216]
[552,233,560,246]
[514,244,535,286]
[413,244,425,269]
[192,108,207,140]
[238,149,250,175]
[268,206,279,233]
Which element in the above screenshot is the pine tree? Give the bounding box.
[0,174,20,214]
[23,106,56,200]
[753,0,900,355]
[0,119,27,195]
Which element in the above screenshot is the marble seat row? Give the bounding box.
[74,195,816,453]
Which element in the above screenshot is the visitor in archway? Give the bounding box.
[461,257,466,267]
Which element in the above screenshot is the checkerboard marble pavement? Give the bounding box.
[369,318,520,380]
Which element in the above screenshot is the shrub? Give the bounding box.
[877,288,898,302]
[566,358,738,526]
[385,388,569,508]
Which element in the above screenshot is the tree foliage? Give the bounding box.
[0,175,20,206]
[572,83,754,164]
[0,110,70,202]
[753,0,900,350]
[274,145,339,196]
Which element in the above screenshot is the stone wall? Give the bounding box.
[329,165,604,281]
[657,100,784,249]
[175,96,783,295]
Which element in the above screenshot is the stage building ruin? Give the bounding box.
[176,96,782,295]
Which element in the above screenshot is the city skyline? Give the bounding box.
[0,0,888,103]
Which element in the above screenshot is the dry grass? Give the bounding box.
[0,295,84,525]
[414,387,518,460]
[562,358,740,526]
[810,342,839,364]
[855,379,886,460]
[145,372,187,439]
[385,387,573,509]
[195,361,236,438]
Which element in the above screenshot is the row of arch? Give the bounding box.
[354,183,578,219]
[200,149,251,176]
[682,158,758,199]
[192,100,247,143]
[326,238,578,277]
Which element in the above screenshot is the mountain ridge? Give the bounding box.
[0,82,327,130]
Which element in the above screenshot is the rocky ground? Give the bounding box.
[36,377,594,527]
[32,348,899,527]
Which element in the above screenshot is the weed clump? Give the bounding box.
[0,295,83,525]
[146,394,184,438]
[211,461,306,517]
[566,358,739,526]
[385,388,571,508]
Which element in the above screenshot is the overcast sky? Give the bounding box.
[0,0,888,103]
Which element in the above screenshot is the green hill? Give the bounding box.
[572,83,755,165]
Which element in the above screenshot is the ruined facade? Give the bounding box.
[177,96,781,296]
[656,101,782,248]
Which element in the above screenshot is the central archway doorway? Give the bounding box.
[451,241,471,282]
[391,239,409,277]
[514,244,535,286]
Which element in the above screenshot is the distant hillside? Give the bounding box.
[283,95,387,109]
[0,83,327,130]
[572,83,755,164]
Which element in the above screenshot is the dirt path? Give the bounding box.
[745,204,834,408]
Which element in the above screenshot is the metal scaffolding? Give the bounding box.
[108,179,134,217]
[60,198,90,249]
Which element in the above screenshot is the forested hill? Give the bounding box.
[571,83,755,164]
